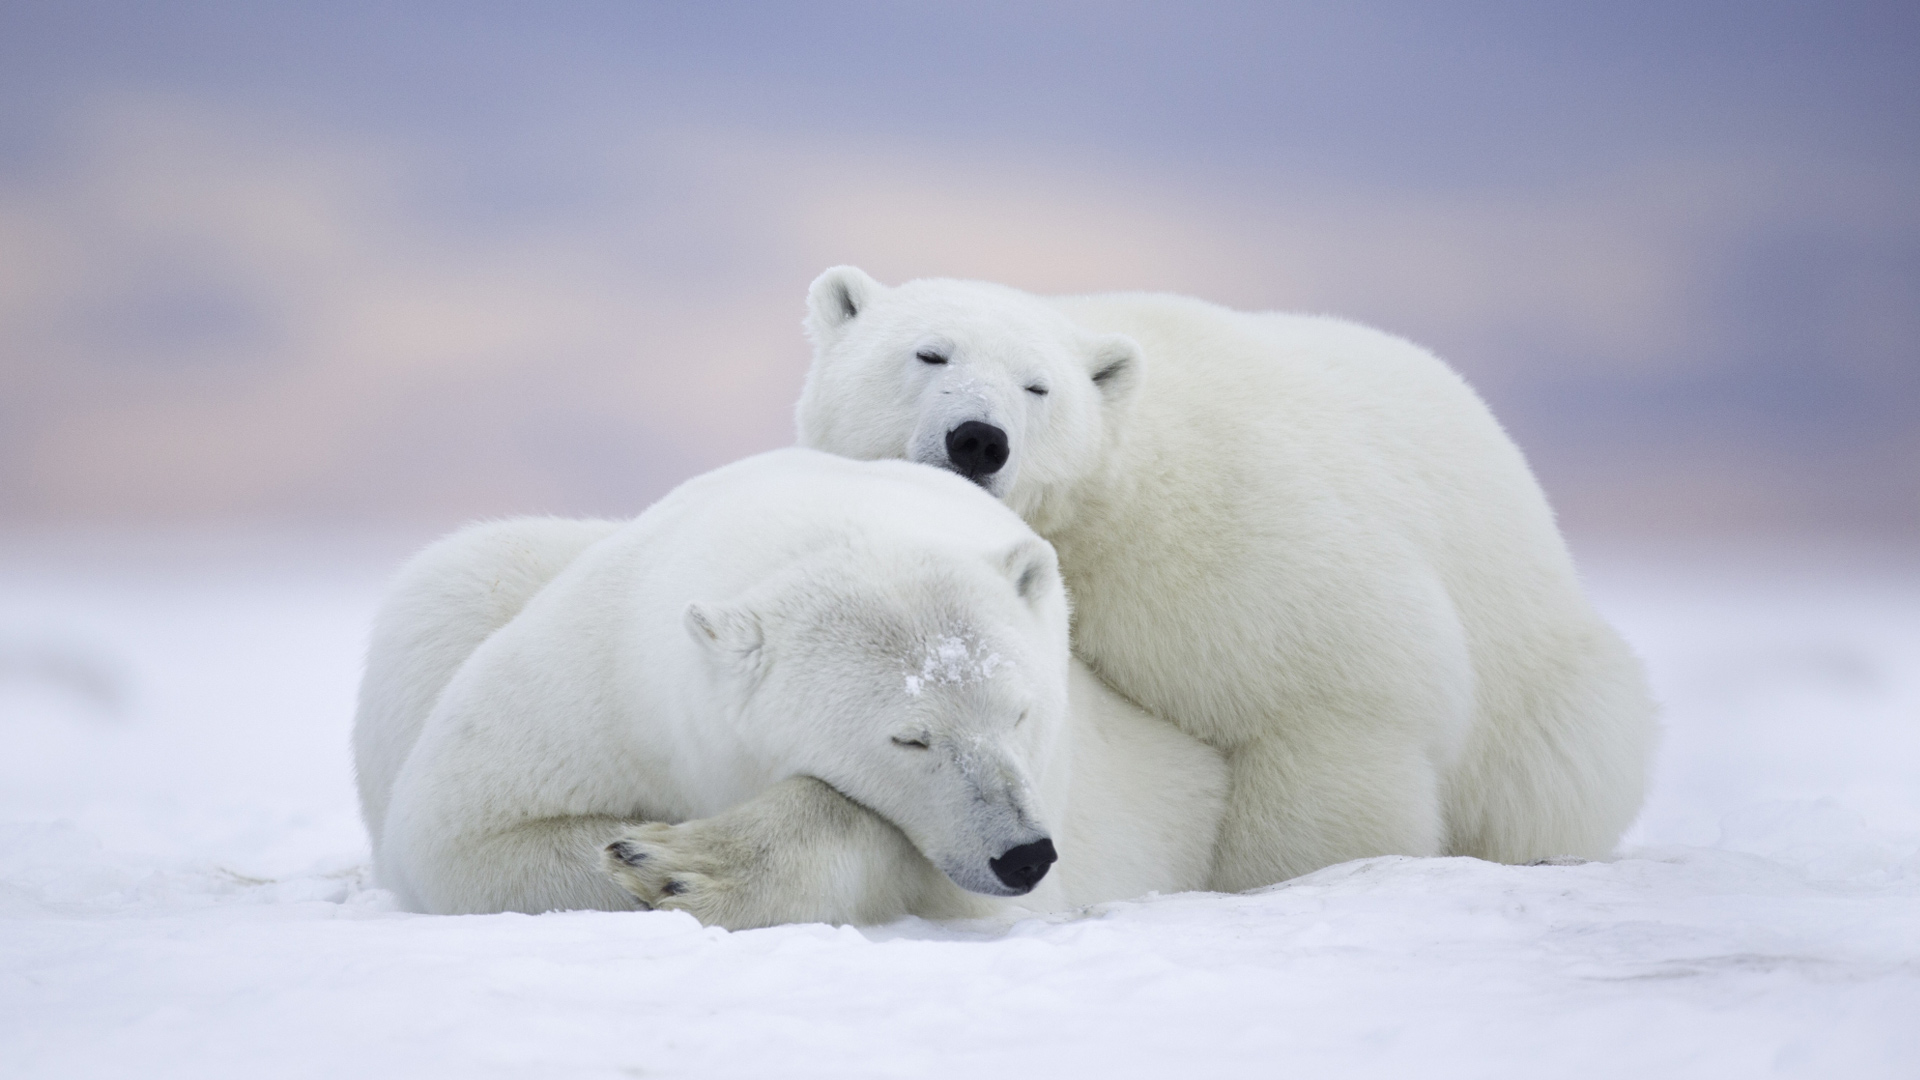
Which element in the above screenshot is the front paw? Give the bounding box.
[602,822,748,925]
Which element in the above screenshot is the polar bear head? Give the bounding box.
[684,527,1072,897]
[796,267,1141,524]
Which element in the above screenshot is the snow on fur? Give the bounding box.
[903,633,1010,697]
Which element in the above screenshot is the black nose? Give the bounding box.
[989,837,1057,893]
[946,421,1009,481]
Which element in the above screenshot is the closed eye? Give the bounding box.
[916,350,948,365]
[1025,384,1048,396]
[892,735,931,749]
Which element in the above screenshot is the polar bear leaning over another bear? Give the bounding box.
[354,449,1224,927]
[796,267,1658,892]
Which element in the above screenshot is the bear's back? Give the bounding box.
[629,450,1043,600]
[1050,292,1528,510]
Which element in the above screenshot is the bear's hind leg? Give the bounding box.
[603,777,986,929]
[1207,733,1446,892]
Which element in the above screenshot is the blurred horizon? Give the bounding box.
[3,1,1916,544]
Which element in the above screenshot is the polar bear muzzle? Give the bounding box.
[945,421,1009,485]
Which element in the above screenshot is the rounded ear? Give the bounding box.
[997,537,1061,608]
[1085,333,1141,402]
[805,266,884,349]
[684,601,766,672]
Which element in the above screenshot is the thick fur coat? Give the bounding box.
[796,269,1658,891]
[354,450,1224,926]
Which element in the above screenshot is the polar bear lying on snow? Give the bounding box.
[354,449,1224,926]
[796,268,1658,891]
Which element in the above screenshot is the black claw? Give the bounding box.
[661,879,686,896]
[607,840,648,867]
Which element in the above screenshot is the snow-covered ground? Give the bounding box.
[3,532,1917,1079]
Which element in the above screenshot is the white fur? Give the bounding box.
[354,449,1225,925]
[796,268,1658,891]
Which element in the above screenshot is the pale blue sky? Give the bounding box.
[2,1,1915,538]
